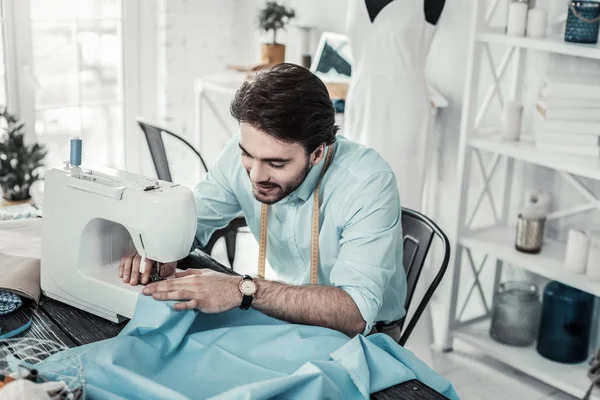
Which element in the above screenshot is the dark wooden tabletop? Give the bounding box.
[1,296,449,399]
[0,250,449,399]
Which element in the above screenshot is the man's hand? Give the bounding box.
[118,252,177,286]
[142,269,243,313]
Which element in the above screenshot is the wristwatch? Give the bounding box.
[238,275,257,310]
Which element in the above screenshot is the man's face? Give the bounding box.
[239,123,323,204]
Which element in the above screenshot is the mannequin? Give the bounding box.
[344,0,445,211]
[424,0,446,58]
[344,0,446,361]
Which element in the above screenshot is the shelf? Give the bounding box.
[468,136,600,181]
[460,226,600,297]
[454,321,599,400]
[478,29,600,60]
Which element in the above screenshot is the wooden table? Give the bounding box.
[0,198,33,208]
[1,296,449,399]
[0,217,448,399]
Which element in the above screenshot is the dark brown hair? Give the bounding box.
[230,63,339,154]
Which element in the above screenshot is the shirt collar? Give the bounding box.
[289,144,334,203]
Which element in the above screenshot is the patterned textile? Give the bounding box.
[0,289,22,315]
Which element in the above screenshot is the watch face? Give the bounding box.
[240,279,257,296]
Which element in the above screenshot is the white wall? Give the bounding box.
[142,0,600,348]
[145,0,469,348]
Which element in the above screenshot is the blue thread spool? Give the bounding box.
[70,137,82,166]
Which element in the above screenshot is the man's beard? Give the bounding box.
[251,163,311,205]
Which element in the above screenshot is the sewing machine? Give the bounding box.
[40,141,197,322]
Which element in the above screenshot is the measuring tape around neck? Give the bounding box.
[258,144,335,285]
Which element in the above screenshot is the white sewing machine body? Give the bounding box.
[40,163,197,322]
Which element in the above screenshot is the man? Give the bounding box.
[119,63,406,339]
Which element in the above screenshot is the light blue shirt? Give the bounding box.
[193,134,406,334]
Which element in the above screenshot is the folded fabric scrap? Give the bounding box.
[29,295,460,400]
[0,290,21,315]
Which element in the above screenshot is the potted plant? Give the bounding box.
[258,1,296,65]
[0,107,47,202]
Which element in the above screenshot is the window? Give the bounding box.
[8,0,132,171]
[0,1,8,106]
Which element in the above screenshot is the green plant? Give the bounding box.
[0,107,47,201]
[258,1,296,45]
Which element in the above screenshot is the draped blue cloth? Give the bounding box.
[36,295,459,399]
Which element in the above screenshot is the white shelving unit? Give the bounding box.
[444,2,600,400]
[478,29,600,59]
[455,321,594,399]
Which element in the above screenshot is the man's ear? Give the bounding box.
[310,144,325,166]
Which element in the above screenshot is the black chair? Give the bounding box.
[136,117,247,268]
[396,207,451,346]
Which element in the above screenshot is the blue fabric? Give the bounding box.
[0,289,22,315]
[0,318,32,339]
[193,134,407,334]
[35,296,459,400]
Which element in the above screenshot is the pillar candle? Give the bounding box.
[587,233,600,281]
[501,101,523,141]
[527,8,548,38]
[507,1,529,37]
[564,229,589,274]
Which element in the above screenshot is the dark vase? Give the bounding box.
[537,281,594,364]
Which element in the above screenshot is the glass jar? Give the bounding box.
[490,281,541,346]
[537,281,594,363]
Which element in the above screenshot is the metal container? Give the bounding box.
[515,214,545,253]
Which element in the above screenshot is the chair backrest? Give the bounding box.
[136,117,209,183]
[398,207,451,346]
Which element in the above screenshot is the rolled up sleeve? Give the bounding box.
[329,172,401,334]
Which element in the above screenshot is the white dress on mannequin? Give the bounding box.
[344,0,431,211]
[343,0,447,363]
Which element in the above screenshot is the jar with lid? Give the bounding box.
[490,281,542,346]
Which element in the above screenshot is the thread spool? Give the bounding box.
[501,102,523,141]
[507,1,529,37]
[527,8,548,37]
[25,369,39,383]
[587,232,600,281]
[70,137,82,166]
[564,229,589,274]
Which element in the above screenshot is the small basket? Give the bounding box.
[0,338,85,399]
[565,1,600,44]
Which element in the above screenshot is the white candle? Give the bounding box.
[500,0,511,30]
[507,1,529,37]
[564,229,589,274]
[587,233,600,281]
[297,26,311,56]
[527,8,547,38]
[501,101,523,141]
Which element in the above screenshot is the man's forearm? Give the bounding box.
[251,279,366,337]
